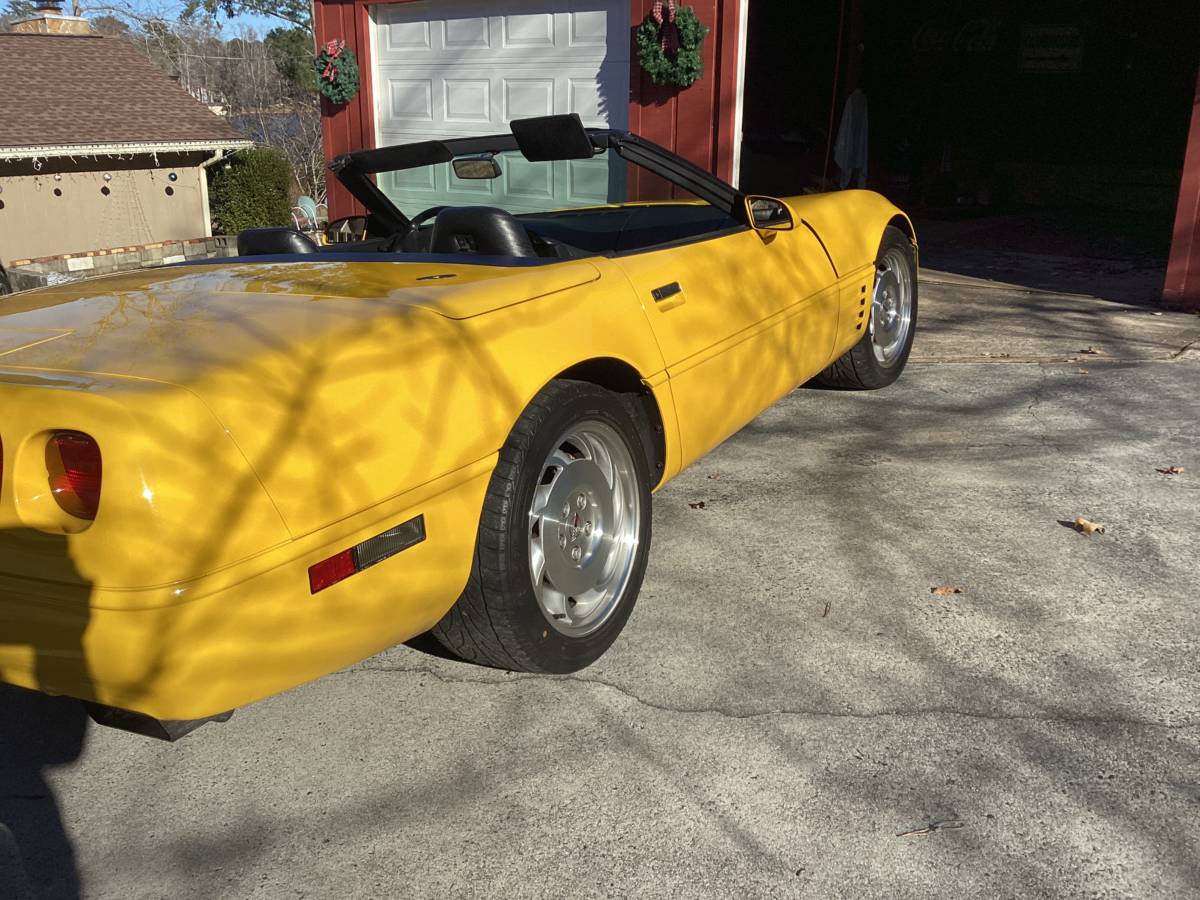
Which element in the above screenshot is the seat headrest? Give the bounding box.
[430,207,537,258]
[237,227,319,257]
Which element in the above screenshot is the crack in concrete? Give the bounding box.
[1025,365,1064,458]
[349,663,1199,731]
[1171,339,1199,360]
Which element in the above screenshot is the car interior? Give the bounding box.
[238,204,745,261]
[235,115,753,264]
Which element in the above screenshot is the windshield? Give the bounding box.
[378,149,627,219]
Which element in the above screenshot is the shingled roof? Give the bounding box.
[0,32,252,157]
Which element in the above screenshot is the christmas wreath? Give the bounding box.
[314,40,360,105]
[636,2,709,89]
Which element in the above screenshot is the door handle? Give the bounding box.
[651,282,685,310]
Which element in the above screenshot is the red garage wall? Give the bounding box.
[316,0,744,218]
[1165,67,1200,312]
[627,0,742,199]
[315,0,375,218]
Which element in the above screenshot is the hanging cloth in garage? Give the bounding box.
[834,88,869,189]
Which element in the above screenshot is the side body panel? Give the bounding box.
[614,226,839,467]
[787,190,917,369]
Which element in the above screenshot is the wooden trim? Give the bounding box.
[712,0,742,184]
[356,2,377,155]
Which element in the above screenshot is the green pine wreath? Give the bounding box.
[636,5,709,89]
[314,40,360,105]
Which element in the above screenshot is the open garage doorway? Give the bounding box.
[737,1,1200,297]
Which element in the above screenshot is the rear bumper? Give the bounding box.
[0,457,493,721]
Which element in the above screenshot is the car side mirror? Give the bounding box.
[745,196,794,232]
[324,215,368,244]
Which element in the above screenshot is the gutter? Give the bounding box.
[0,139,254,162]
[198,149,230,238]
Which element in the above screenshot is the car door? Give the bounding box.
[613,214,839,467]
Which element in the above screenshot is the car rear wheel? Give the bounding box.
[432,379,653,673]
[810,225,917,390]
[0,265,11,296]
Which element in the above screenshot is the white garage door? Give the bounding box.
[370,0,629,216]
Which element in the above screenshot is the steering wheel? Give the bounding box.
[387,205,449,252]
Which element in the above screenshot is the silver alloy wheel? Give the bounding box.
[528,420,642,637]
[869,245,914,367]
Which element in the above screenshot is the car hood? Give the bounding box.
[0,258,600,383]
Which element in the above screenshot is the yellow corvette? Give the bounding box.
[0,115,916,738]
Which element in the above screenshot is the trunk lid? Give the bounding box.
[0,258,600,538]
[0,259,600,384]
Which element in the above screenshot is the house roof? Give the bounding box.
[0,32,252,158]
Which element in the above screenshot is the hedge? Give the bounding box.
[209,147,294,235]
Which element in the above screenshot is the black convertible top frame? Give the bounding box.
[329,126,747,235]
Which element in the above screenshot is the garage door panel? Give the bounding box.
[443,14,490,49]
[381,18,433,52]
[568,5,610,47]
[443,78,492,125]
[385,79,435,125]
[502,77,555,121]
[502,12,555,48]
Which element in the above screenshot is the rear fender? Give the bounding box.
[0,369,290,590]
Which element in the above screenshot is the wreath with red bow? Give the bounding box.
[636,2,709,89]
[314,40,360,105]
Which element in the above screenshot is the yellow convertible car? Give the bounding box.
[0,115,916,738]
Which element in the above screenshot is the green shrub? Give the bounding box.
[209,147,293,234]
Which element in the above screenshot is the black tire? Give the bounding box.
[432,379,654,673]
[0,265,11,296]
[810,225,917,390]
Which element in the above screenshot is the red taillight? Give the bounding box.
[308,549,356,593]
[46,431,102,521]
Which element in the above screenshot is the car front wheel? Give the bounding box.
[432,379,653,673]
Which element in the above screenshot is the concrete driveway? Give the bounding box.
[3,261,1199,899]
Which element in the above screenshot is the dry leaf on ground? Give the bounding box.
[1074,517,1106,535]
[1081,346,1105,355]
[688,501,707,510]
[930,586,963,596]
[897,820,965,838]
[1076,368,1090,375]
[1157,466,1185,476]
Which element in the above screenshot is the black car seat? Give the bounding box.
[430,207,538,258]
[237,227,319,256]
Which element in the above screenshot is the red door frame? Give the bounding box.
[1165,66,1200,312]
[317,0,745,217]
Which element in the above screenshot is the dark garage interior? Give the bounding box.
[737,1,1200,271]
